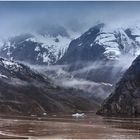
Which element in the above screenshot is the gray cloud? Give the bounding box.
[0,2,140,39]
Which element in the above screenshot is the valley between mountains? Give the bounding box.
[0,23,140,116]
[0,22,140,139]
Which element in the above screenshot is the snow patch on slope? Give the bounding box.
[95,32,120,60]
[26,32,80,64]
[0,73,8,78]
[94,27,140,60]
[0,58,22,72]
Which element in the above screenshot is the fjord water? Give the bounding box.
[0,112,140,139]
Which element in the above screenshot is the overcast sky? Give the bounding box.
[0,1,140,38]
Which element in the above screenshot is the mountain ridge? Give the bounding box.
[0,57,99,116]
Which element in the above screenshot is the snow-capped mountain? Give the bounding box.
[55,23,140,84]
[2,23,140,66]
[59,23,140,64]
[2,23,140,84]
[0,25,80,65]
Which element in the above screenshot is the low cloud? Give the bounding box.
[27,52,137,102]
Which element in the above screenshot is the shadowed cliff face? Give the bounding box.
[97,55,140,116]
[0,58,99,116]
[58,24,105,64]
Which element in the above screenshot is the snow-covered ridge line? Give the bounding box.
[0,57,23,73]
[2,23,140,65]
[94,26,140,60]
[0,29,80,65]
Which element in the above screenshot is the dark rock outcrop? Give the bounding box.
[97,55,140,116]
[58,23,105,64]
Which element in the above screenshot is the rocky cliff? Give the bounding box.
[97,55,140,116]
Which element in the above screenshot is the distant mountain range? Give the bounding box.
[1,23,140,84]
[0,25,80,65]
[1,23,140,66]
[59,23,140,64]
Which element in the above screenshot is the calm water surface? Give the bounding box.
[0,112,140,139]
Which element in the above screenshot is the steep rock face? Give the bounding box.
[0,58,98,116]
[97,55,140,116]
[58,23,106,64]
